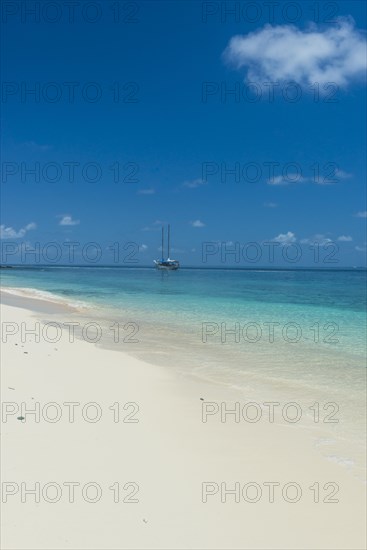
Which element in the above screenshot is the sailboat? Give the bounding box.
[154,225,180,270]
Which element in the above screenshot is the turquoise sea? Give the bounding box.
[1,266,366,356]
[1,266,366,474]
[1,266,365,382]
[1,266,365,328]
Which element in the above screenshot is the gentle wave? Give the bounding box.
[0,286,90,310]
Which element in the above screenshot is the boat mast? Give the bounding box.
[161,226,164,261]
[167,224,170,259]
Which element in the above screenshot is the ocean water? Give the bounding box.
[1,266,366,331]
[1,267,366,464]
[1,265,365,388]
[1,267,366,358]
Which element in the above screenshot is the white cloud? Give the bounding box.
[355,245,366,252]
[0,222,36,239]
[138,189,155,195]
[224,17,366,90]
[355,211,367,218]
[190,220,205,228]
[335,169,352,179]
[267,176,286,186]
[183,179,207,189]
[300,234,332,245]
[273,231,296,244]
[264,202,278,208]
[268,167,351,186]
[140,244,148,251]
[59,215,80,226]
[312,168,353,185]
[337,235,353,242]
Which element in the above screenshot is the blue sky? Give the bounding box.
[1,0,366,267]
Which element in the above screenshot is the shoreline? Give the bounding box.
[1,288,366,549]
[0,286,90,312]
[2,285,366,473]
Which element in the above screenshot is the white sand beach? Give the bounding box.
[1,289,366,549]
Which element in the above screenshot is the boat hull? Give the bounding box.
[155,264,179,271]
[154,260,180,270]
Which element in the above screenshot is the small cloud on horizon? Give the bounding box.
[59,215,80,226]
[273,231,296,245]
[268,169,352,186]
[264,202,278,208]
[300,234,332,245]
[335,169,353,179]
[183,179,207,189]
[190,220,206,228]
[0,222,36,239]
[273,232,336,246]
[338,235,353,242]
[355,211,367,218]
